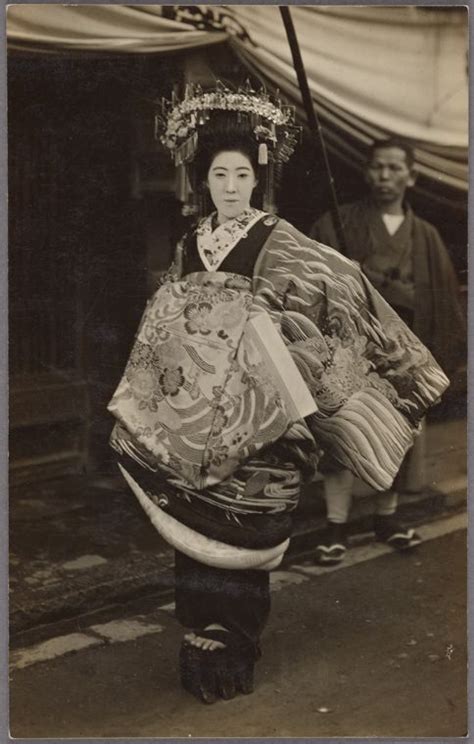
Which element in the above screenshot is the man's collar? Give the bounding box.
[367,195,413,216]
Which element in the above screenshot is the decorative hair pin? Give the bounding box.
[157,80,299,168]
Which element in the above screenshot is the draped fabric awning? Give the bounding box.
[6,5,228,52]
[229,6,468,194]
[7,4,468,194]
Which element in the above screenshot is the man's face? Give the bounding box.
[365,147,416,206]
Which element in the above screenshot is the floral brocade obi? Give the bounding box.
[108,272,311,491]
[109,217,450,498]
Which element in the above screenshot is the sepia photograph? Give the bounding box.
[6,3,468,738]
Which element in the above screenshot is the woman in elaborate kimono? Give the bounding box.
[108,84,449,704]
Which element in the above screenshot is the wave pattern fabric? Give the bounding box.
[108,271,313,501]
[109,216,449,500]
[251,221,449,489]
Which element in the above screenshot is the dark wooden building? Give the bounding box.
[9,49,200,485]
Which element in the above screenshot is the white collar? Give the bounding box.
[196,209,265,271]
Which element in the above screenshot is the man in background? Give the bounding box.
[310,137,465,564]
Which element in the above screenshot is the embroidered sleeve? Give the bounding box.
[251,220,450,491]
[155,239,185,289]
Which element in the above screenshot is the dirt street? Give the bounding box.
[10,525,467,738]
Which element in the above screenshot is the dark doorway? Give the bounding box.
[8,51,183,483]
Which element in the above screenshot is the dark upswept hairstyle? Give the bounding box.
[367,137,415,169]
[193,111,259,186]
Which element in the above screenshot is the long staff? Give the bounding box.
[279,6,347,254]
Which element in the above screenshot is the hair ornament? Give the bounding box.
[258,143,268,166]
[157,80,300,168]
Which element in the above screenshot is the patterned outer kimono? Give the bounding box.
[310,198,465,376]
[108,211,449,568]
[311,198,465,491]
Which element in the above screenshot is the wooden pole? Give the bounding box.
[279,6,348,254]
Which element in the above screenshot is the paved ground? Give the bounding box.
[9,513,467,739]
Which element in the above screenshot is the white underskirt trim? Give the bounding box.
[119,464,288,571]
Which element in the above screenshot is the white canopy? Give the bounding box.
[7,4,468,192]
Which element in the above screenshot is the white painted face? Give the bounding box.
[207,150,257,223]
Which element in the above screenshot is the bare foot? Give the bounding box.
[184,624,228,651]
